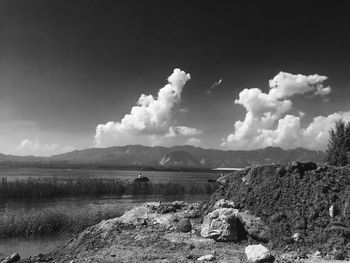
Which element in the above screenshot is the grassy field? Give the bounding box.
[0,206,123,238]
[0,177,217,200]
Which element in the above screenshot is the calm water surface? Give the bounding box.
[0,168,216,259]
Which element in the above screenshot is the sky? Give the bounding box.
[1,0,350,156]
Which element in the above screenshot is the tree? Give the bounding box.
[325,119,350,166]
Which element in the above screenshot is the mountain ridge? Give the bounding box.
[0,145,325,169]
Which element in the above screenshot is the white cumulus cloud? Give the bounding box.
[166,126,202,138]
[268,72,331,98]
[186,137,201,147]
[222,71,347,151]
[94,68,201,147]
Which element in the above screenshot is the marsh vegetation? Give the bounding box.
[0,175,217,239]
[0,206,122,238]
[0,177,217,200]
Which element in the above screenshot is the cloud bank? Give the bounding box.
[223,71,350,150]
[18,139,74,156]
[95,68,202,147]
[186,137,201,147]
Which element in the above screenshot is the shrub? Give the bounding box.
[325,119,350,166]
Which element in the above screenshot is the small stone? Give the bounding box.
[334,250,345,260]
[292,232,301,242]
[213,199,236,210]
[177,218,192,233]
[172,200,186,209]
[280,252,299,262]
[312,250,321,258]
[277,167,286,176]
[216,176,228,186]
[329,205,336,218]
[245,244,274,263]
[188,243,195,250]
[197,254,215,261]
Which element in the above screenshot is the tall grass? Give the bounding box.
[0,206,123,238]
[0,177,218,200]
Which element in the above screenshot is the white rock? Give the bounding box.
[245,244,273,263]
[213,199,236,210]
[201,208,270,242]
[312,250,321,258]
[292,232,300,242]
[329,205,334,218]
[200,208,240,242]
[197,254,215,261]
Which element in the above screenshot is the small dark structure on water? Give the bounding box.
[134,173,150,182]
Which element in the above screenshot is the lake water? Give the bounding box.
[0,168,216,183]
[0,168,217,259]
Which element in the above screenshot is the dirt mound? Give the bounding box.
[209,162,350,259]
[20,201,248,263]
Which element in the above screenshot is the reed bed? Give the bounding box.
[0,177,218,200]
[0,206,123,238]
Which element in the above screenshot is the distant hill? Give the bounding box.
[0,153,42,163]
[0,145,325,169]
[159,151,202,168]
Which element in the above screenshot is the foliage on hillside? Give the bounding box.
[325,119,350,166]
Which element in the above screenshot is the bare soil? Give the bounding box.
[209,162,350,260]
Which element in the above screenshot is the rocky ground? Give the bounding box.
[5,162,350,263]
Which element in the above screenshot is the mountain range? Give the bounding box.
[0,145,325,169]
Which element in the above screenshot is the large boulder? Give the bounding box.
[201,208,270,242]
[177,218,192,233]
[201,208,240,242]
[236,211,270,242]
[245,244,274,263]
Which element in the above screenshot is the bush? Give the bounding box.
[325,119,350,166]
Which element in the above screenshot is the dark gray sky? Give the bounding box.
[1,0,350,155]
